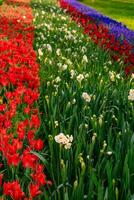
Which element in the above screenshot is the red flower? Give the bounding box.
[31,172,46,186]
[22,149,38,169]
[36,164,44,173]
[35,139,44,151]
[6,153,20,166]
[0,104,6,112]
[125,65,133,75]
[29,183,42,198]
[29,139,44,151]
[3,180,25,200]
[30,114,40,129]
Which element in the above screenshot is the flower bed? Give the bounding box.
[1,0,134,198]
[60,0,134,45]
[0,0,50,199]
[59,0,134,74]
[32,0,134,198]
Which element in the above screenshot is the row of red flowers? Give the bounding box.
[0,0,50,199]
[59,0,134,74]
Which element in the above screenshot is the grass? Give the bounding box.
[79,0,134,30]
[31,0,134,199]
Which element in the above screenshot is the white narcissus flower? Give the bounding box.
[60,64,67,71]
[116,74,120,79]
[70,70,75,79]
[130,74,134,81]
[77,74,84,83]
[54,133,73,149]
[85,74,89,78]
[108,61,112,65]
[66,135,73,142]
[56,49,61,56]
[72,98,76,104]
[54,133,67,144]
[107,151,113,155]
[82,92,91,103]
[128,89,134,101]
[67,59,72,65]
[72,30,76,34]
[54,121,59,128]
[103,141,107,148]
[82,55,88,63]
[131,74,134,80]
[55,77,61,83]
[38,48,43,57]
[64,143,71,149]
[46,44,52,52]
[49,60,52,65]
[109,71,116,82]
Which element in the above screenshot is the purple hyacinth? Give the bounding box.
[63,0,134,47]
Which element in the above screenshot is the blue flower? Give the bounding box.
[63,0,134,47]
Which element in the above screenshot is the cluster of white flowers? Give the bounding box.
[128,89,134,101]
[54,133,73,149]
[82,92,91,102]
[109,71,121,81]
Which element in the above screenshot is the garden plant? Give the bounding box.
[0,0,134,199]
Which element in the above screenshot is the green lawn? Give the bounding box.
[80,0,134,30]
